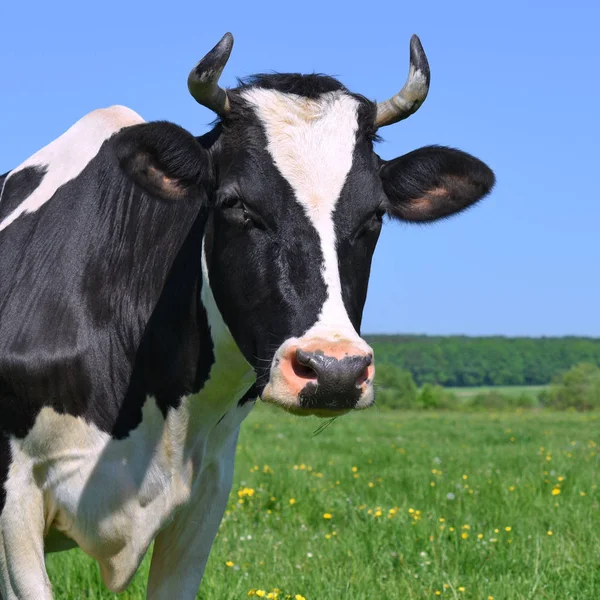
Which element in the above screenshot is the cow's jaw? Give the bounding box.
[242,88,376,415]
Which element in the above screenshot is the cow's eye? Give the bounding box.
[220,197,253,228]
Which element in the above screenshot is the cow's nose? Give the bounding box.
[283,345,374,410]
[294,349,372,389]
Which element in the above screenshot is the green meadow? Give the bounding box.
[47,407,600,599]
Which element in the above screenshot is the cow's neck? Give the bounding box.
[193,233,256,422]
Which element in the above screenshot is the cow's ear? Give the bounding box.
[378,145,495,222]
[115,122,212,202]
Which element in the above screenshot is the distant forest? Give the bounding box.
[365,335,600,387]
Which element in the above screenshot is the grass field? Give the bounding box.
[446,385,548,399]
[46,407,600,599]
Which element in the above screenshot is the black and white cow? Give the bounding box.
[0,33,494,599]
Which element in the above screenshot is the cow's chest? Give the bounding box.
[6,363,255,589]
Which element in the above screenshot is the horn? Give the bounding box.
[188,32,234,116]
[375,34,430,128]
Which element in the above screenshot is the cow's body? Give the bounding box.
[0,107,257,598]
[0,34,495,599]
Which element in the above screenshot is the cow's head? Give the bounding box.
[190,33,494,417]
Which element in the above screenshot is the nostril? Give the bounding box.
[355,365,370,387]
[292,350,319,381]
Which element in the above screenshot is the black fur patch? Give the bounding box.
[0,165,47,220]
[0,432,10,515]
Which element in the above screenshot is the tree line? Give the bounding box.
[365,335,600,387]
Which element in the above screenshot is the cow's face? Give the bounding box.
[194,36,495,416]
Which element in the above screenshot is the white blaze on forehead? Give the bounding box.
[0,105,144,232]
[241,88,361,338]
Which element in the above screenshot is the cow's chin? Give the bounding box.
[260,382,375,418]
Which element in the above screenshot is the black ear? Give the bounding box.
[379,145,495,222]
[115,122,212,202]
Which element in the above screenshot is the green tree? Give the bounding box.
[541,363,600,411]
[374,364,418,409]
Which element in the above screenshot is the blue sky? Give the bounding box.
[1,1,597,336]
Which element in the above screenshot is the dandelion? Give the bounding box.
[552,488,561,496]
[580,491,586,496]
[323,513,332,519]
[458,586,466,592]
[547,530,553,536]
[368,482,375,488]
[446,493,455,500]
[295,595,307,600]
[255,591,266,598]
[225,561,234,567]
[289,498,296,505]
[238,487,255,499]
[505,526,512,532]
[435,592,441,596]
[477,533,484,540]
[461,532,469,540]
[352,466,358,472]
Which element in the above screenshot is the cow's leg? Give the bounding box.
[146,431,239,600]
[0,476,52,599]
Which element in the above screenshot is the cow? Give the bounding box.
[0,33,494,599]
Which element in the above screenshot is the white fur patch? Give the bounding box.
[0,106,144,232]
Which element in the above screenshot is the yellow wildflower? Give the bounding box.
[323,513,333,519]
[225,561,234,567]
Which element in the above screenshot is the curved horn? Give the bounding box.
[188,32,234,116]
[375,35,430,128]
